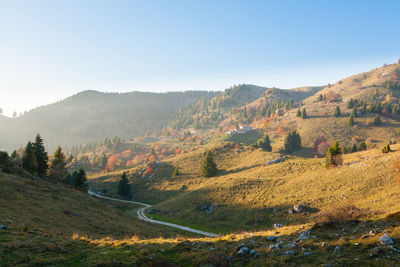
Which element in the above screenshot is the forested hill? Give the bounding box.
[0,90,219,151]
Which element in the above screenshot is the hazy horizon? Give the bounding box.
[1,0,399,116]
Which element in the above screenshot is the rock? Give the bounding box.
[293,205,304,213]
[321,242,326,247]
[267,235,277,242]
[237,246,249,255]
[380,233,394,246]
[304,252,311,256]
[333,246,341,254]
[269,244,281,249]
[285,250,295,256]
[354,243,359,246]
[299,230,310,241]
[250,249,256,255]
[0,225,8,230]
[287,243,296,248]
[249,239,256,246]
[274,223,283,229]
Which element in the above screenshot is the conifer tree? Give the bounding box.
[373,114,381,125]
[118,172,131,198]
[253,134,272,151]
[301,108,307,119]
[296,109,301,117]
[349,114,355,126]
[334,106,341,117]
[351,143,358,153]
[361,102,367,115]
[200,150,217,177]
[382,144,391,154]
[74,169,88,190]
[325,141,342,168]
[33,134,48,176]
[172,167,179,177]
[284,130,302,153]
[23,141,38,173]
[358,141,367,151]
[48,146,67,181]
[351,107,358,117]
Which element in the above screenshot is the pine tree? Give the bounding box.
[325,141,342,168]
[48,146,67,181]
[349,114,355,126]
[200,150,217,177]
[118,172,131,198]
[253,134,272,151]
[284,130,302,153]
[351,143,358,153]
[351,107,358,117]
[301,108,307,119]
[296,109,301,117]
[334,106,341,117]
[358,141,367,151]
[172,167,179,177]
[361,102,367,115]
[373,114,381,125]
[74,169,88,190]
[23,141,38,173]
[33,134,48,176]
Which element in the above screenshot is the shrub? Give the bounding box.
[382,144,391,154]
[316,205,366,228]
[296,109,301,117]
[301,108,307,119]
[373,114,381,125]
[325,141,342,168]
[348,114,355,126]
[252,134,272,151]
[358,141,367,151]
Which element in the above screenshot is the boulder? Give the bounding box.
[299,230,310,241]
[380,233,394,246]
[237,246,249,256]
[267,235,277,242]
[285,250,295,256]
[293,205,304,213]
[273,223,283,229]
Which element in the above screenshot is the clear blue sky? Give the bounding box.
[0,0,399,116]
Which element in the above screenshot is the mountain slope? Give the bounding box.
[0,90,219,151]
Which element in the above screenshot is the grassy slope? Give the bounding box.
[0,172,191,266]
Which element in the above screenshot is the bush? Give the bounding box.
[373,114,381,125]
[316,205,366,228]
[348,114,355,126]
[382,144,391,154]
[301,108,307,119]
[296,109,301,117]
[325,141,342,168]
[334,106,341,117]
[284,130,302,153]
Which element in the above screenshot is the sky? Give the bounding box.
[0,0,399,116]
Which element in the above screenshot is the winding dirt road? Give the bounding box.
[88,190,219,237]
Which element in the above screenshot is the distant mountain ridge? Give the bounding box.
[0,90,219,151]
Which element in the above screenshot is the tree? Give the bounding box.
[373,114,381,125]
[349,114,355,126]
[351,143,358,153]
[48,146,67,181]
[301,108,307,119]
[334,106,341,117]
[296,109,301,117]
[253,134,272,151]
[200,150,217,177]
[23,141,38,173]
[325,141,342,168]
[358,141,367,151]
[172,167,179,177]
[361,102,367,115]
[382,144,391,154]
[284,130,302,153]
[12,111,17,118]
[74,169,88,190]
[347,99,354,109]
[33,134,48,176]
[118,172,131,198]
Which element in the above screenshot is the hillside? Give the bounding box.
[0,90,219,151]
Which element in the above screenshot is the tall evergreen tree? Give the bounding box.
[200,150,217,177]
[74,169,88,190]
[351,143,358,153]
[334,106,341,117]
[284,130,302,153]
[349,114,355,126]
[325,141,342,168]
[48,146,67,181]
[253,134,272,151]
[33,134,48,176]
[373,114,381,125]
[23,141,38,173]
[296,108,301,117]
[118,172,131,198]
[301,108,307,119]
